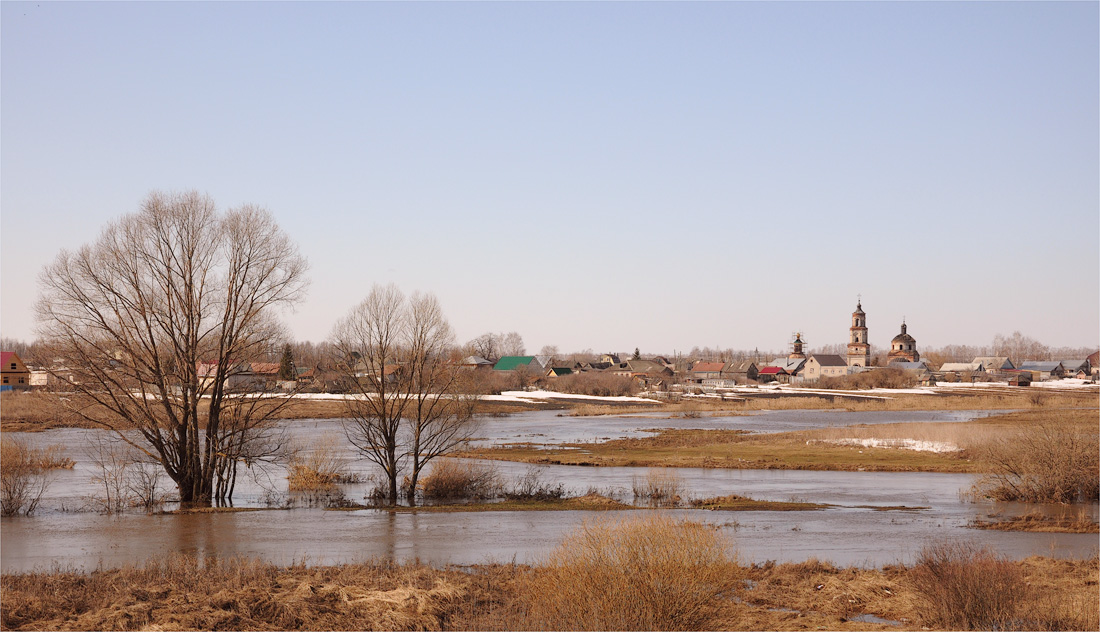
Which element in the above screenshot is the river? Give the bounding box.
[2,409,1096,572]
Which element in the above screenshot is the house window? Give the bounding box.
[8,363,14,370]
[2,377,7,384]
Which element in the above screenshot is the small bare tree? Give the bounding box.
[0,437,55,517]
[332,285,478,506]
[36,191,307,507]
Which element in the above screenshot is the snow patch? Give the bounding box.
[813,438,959,453]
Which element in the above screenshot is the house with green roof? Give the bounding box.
[493,356,538,372]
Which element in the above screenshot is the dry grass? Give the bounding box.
[0,436,73,516]
[689,494,829,511]
[418,459,500,501]
[0,392,92,431]
[972,420,1099,503]
[512,515,740,631]
[909,541,1028,630]
[285,436,356,492]
[545,372,640,397]
[631,468,685,506]
[3,546,1096,631]
[0,554,480,631]
[970,510,1099,534]
[462,406,1099,477]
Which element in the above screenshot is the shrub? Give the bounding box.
[286,436,357,492]
[632,468,684,507]
[0,436,65,516]
[544,372,640,397]
[909,541,1027,630]
[418,460,500,501]
[817,368,916,390]
[973,423,1099,503]
[519,515,739,630]
[504,466,565,501]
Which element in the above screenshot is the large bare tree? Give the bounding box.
[35,191,308,506]
[332,285,477,506]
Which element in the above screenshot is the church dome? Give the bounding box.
[887,322,920,362]
[892,323,915,346]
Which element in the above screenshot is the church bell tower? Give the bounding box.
[847,299,870,368]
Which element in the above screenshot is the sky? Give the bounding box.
[2,1,1097,356]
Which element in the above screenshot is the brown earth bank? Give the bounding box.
[1,553,1095,631]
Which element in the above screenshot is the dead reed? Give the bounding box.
[515,515,740,630]
[0,435,71,516]
[631,468,685,506]
[909,541,1027,630]
[972,423,1099,503]
[418,459,500,501]
[286,435,357,492]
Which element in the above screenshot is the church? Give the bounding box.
[844,299,919,367]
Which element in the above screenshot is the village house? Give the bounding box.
[802,354,849,381]
[1,352,31,390]
[689,361,725,383]
[1057,359,1091,379]
[937,362,984,382]
[757,366,789,383]
[460,355,494,371]
[493,356,549,373]
[972,356,1015,373]
[724,360,759,382]
[1017,361,1065,381]
[545,366,573,378]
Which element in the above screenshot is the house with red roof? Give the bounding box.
[757,365,789,383]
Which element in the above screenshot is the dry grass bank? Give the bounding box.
[0,392,92,431]
[571,388,1097,416]
[459,427,983,472]
[461,406,1099,475]
[971,511,1099,534]
[3,524,1096,631]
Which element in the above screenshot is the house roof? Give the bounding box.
[462,355,494,366]
[1017,361,1064,372]
[494,356,536,371]
[759,366,788,375]
[891,361,929,371]
[1088,351,1099,366]
[548,367,573,376]
[250,362,281,375]
[973,357,1014,370]
[940,362,983,372]
[727,361,757,372]
[809,354,847,367]
[626,360,671,374]
[692,362,725,373]
[770,358,806,373]
[1057,359,1089,372]
[0,352,20,368]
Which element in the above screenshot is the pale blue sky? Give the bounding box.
[3,1,1097,355]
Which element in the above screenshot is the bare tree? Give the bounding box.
[35,191,307,506]
[467,332,500,362]
[403,293,478,504]
[993,331,1049,363]
[332,285,478,506]
[500,331,526,356]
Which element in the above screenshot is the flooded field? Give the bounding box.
[2,409,1096,572]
